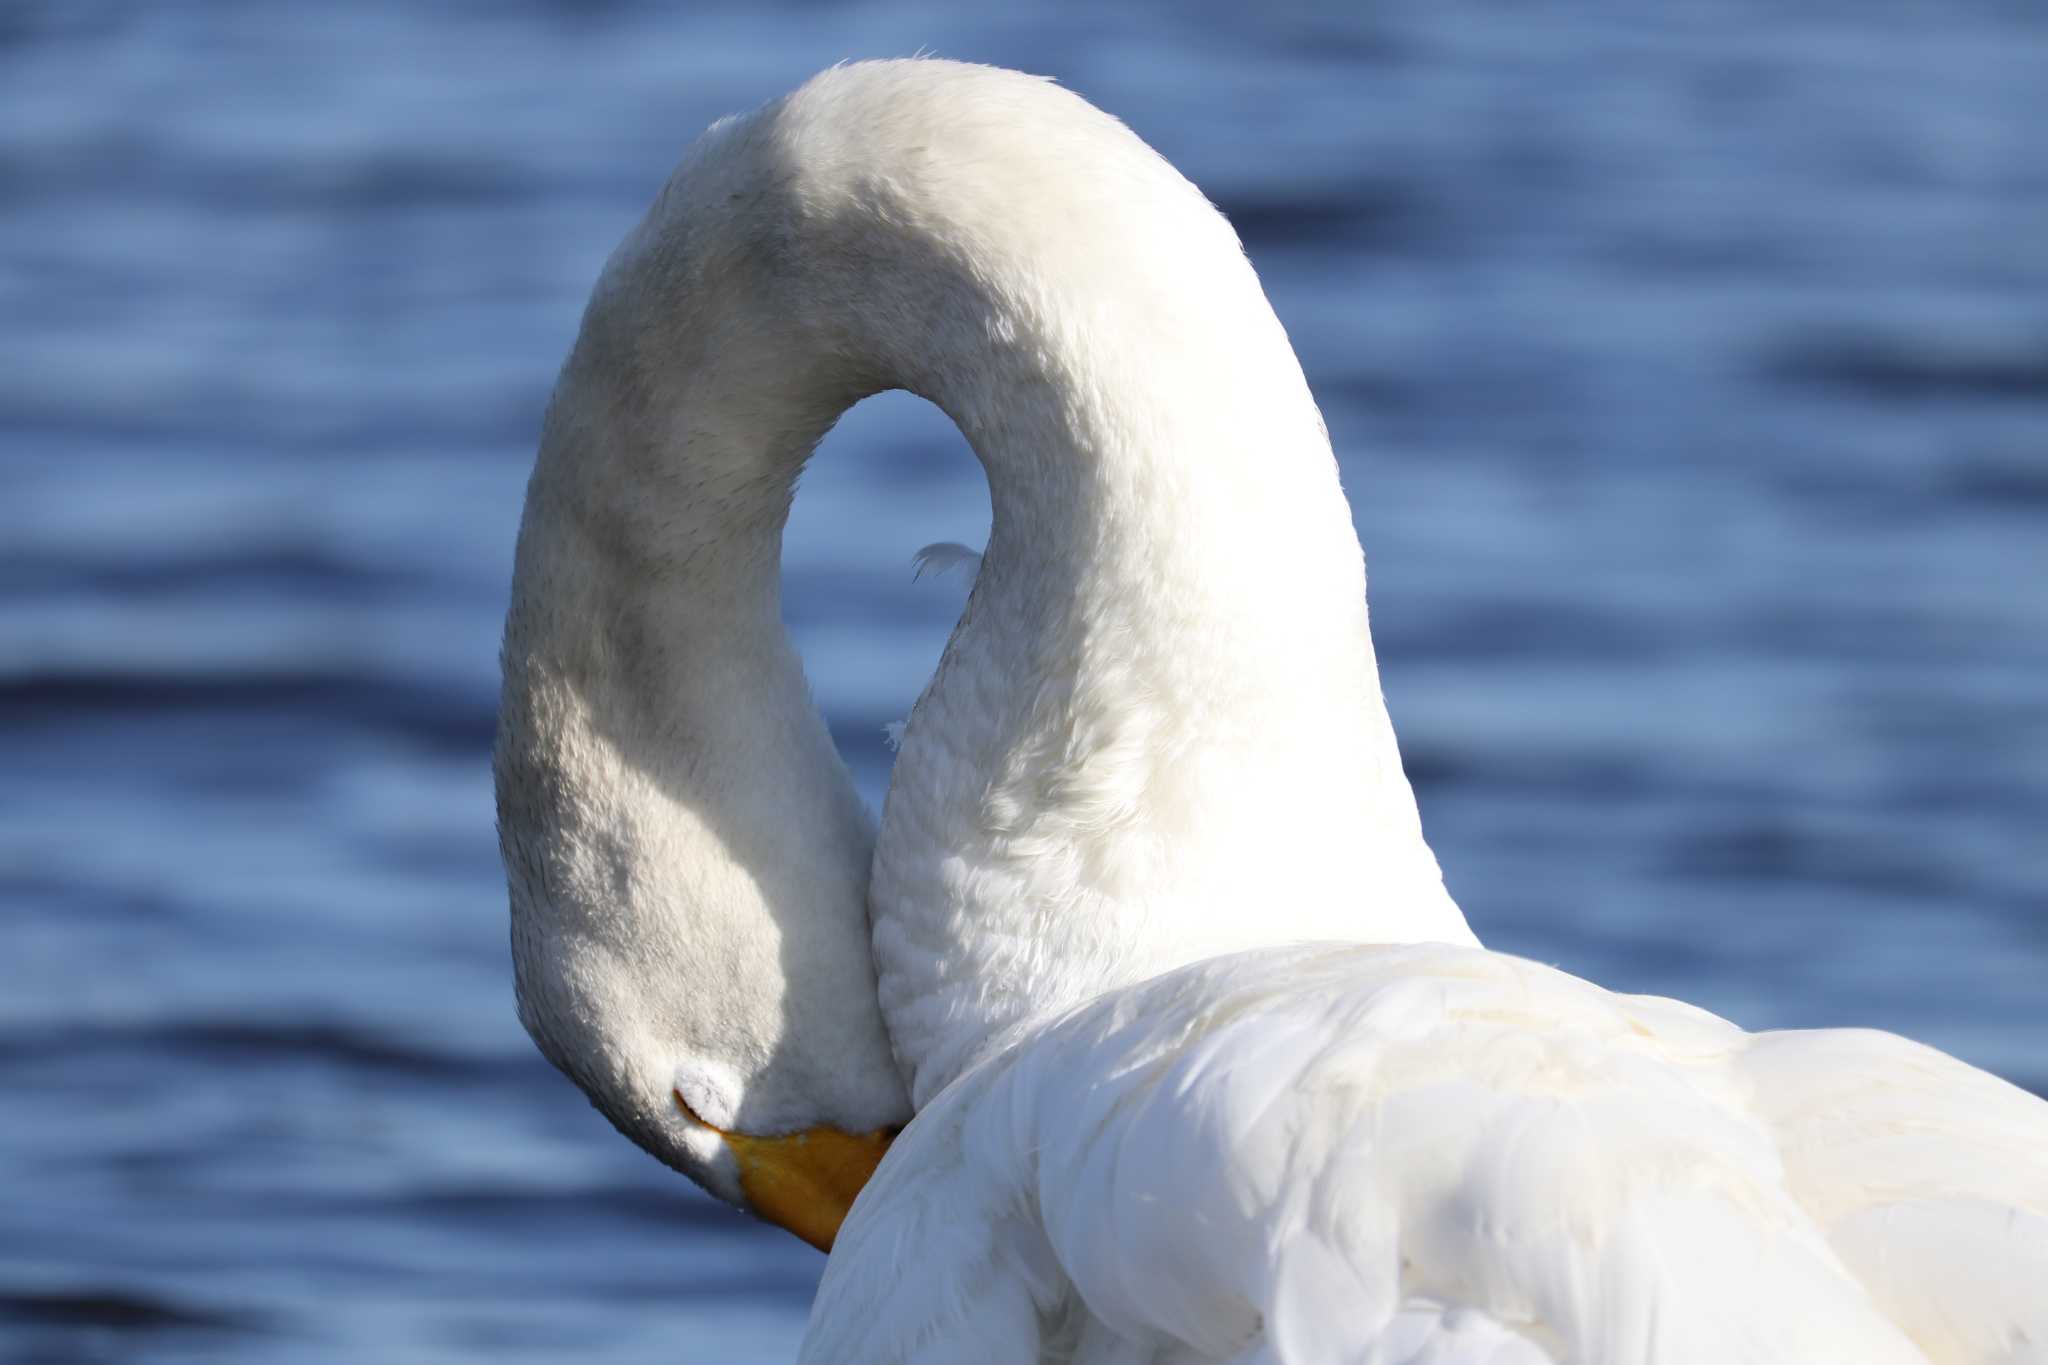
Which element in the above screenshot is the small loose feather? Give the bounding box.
[910,541,983,582]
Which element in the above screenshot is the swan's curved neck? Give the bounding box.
[520,65,1475,1113]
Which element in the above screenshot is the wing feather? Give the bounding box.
[804,944,2048,1364]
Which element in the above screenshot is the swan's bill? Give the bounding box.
[672,1090,896,1252]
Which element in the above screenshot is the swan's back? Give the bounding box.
[806,945,2048,1364]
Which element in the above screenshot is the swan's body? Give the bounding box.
[811,946,2048,1364]
[494,59,2048,1361]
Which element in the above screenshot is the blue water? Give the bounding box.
[4,4,2044,1361]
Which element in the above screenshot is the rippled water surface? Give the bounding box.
[5,4,2045,1360]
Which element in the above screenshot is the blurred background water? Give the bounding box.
[3,2,2044,1361]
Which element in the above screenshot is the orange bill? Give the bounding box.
[674,1090,896,1252]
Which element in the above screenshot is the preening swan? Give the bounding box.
[496,60,2048,1360]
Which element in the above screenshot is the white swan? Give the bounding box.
[495,60,2048,1361]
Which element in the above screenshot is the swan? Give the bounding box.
[494,60,2048,1361]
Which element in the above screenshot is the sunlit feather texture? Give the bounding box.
[806,945,2048,1364]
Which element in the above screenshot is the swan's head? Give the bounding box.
[495,644,910,1249]
[506,859,904,1255]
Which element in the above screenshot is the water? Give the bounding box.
[4,4,2044,1360]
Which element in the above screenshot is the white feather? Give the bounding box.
[911,541,983,582]
[807,946,2048,1364]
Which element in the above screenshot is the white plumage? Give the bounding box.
[492,58,2048,1362]
[809,946,2048,1363]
